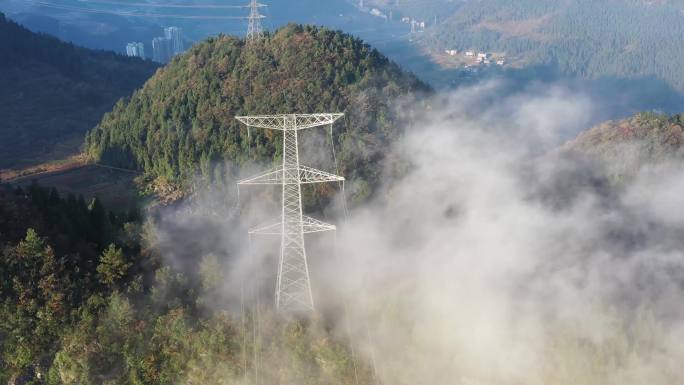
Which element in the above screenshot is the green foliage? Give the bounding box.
[97,244,132,287]
[0,184,145,383]
[0,181,372,384]
[0,229,69,381]
[85,24,429,202]
[46,261,370,385]
[0,14,158,168]
[0,182,130,254]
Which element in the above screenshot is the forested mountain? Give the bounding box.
[84,24,429,201]
[0,12,158,169]
[564,112,684,179]
[415,0,684,90]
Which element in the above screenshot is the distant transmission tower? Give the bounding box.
[246,0,265,43]
[237,114,344,313]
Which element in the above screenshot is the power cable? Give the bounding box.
[75,0,250,9]
[20,0,248,19]
[331,121,380,385]
[248,234,261,385]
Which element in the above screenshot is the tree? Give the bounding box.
[96,244,131,287]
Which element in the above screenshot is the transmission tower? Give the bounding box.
[237,114,344,313]
[246,0,265,43]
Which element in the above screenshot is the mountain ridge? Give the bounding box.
[0,12,159,169]
[84,24,430,202]
[564,112,684,180]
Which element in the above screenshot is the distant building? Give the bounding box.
[496,59,505,66]
[370,8,388,20]
[152,37,172,63]
[164,26,184,55]
[445,49,458,56]
[477,52,488,59]
[401,17,411,23]
[465,51,474,57]
[151,27,184,63]
[410,19,426,33]
[125,42,145,59]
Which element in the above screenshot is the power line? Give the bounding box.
[75,0,250,9]
[20,0,248,19]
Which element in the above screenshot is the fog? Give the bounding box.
[154,81,684,384]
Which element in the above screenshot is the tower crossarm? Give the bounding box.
[235,113,344,131]
[301,216,337,233]
[298,165,344,184]
[248,221,281,235]
[249,216,336,235]
[237,167,283,185]
[293,113,344,130]
[239,165,343,185]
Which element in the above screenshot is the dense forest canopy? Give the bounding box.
[0,12,158,168]
[414,0,684,90]
[84,24,429,201]
[0,182,368,384]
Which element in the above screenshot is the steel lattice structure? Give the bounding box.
[237,114,344,313]
[246,0,265,43]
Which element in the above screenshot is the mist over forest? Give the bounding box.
[1,1,684,384]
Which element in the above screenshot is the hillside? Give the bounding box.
[0,12,158,169]
[84,24,429,201]
[0,183,369,384]
[564,112,684,178]
[413,0,684,91]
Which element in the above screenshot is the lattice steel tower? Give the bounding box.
[246,0,264,42]
[237,114,344,313]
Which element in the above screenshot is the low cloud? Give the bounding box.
[152,81,684,384]
[324,83,684,384]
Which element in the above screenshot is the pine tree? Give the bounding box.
[96,244,131,288]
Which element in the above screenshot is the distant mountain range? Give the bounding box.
[0,12,158,169]
[5,0,684,99]
[2,3,684,189]
[416,0,684,91]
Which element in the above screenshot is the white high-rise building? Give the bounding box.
[164,26,184,55]
[152,37,172,63]
[125,42,145,59]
